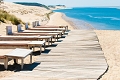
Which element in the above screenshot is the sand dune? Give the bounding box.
[1,2,51,23]
[0,2,51,35]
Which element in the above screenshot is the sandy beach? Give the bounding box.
[47,12,75,30]
[0,2,120,80]
[95,30,120,80]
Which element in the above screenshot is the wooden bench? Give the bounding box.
[28,41,45,53]
[0,41,46,53]
[25,23,66,34]
[17,24,63,38]
[4,48,33,69]
[6,26,58,41]
[33,21,68,31]
[0,35,52,46]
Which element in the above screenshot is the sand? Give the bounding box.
[1,2,51,24]
[95,30,120,80]
[46,12,75,30]
[0,2,120,80]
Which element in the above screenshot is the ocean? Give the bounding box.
[54,7,120,30]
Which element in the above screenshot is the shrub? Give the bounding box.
[0,10,24,25]
[46,11,54,20]
[14,2,50,10]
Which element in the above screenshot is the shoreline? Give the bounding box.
[46,12,74,30]
[61,13,79,29]
[55,11,96,30]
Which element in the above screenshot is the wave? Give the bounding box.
[87,15,120,20]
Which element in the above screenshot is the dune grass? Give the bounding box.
[46,11,53,20]
[0,10,24,25]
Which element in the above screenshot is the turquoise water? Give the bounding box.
[54,7,120,30]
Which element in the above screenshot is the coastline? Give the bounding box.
[46,12,75,30]
[62,15,95,30]
[61,13,79,29]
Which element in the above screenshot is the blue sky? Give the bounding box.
[5,0,120,7]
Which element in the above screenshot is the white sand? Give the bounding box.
[95,30,120,80]
[1,2,51,24]
[47,12,75,30]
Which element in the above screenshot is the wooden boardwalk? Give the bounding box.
[1,30,108,80]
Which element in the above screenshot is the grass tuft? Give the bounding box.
[45,11,54,20]
[0,10,24,25]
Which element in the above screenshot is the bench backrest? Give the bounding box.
[25,23,29,30]
[17,24,22,32]
[6,26,13,35]
[35,21,40,26]
[32,22,36,27]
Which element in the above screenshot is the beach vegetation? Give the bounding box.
[0,10,24,25]
[48,5,56,8]
[56,5,66,7]
[46,11,54,20]
[14,2,50,10]
[48,5,66,9]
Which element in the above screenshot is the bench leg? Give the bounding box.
[33,47,35,51]
[13,58,18,64]
[57,35,58,41]
[30,54,32,64]
[21,58,24,69]
[54,36,56,42]
[43,43,45,51]
[48,39,50,46]
[40,46,42,53]
[4,57,8,69]
[51,38,52,45]
[45,39,47,47]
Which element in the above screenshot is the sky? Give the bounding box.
[5,0,120,7]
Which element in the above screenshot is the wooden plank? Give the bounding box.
[5,48,32,58]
